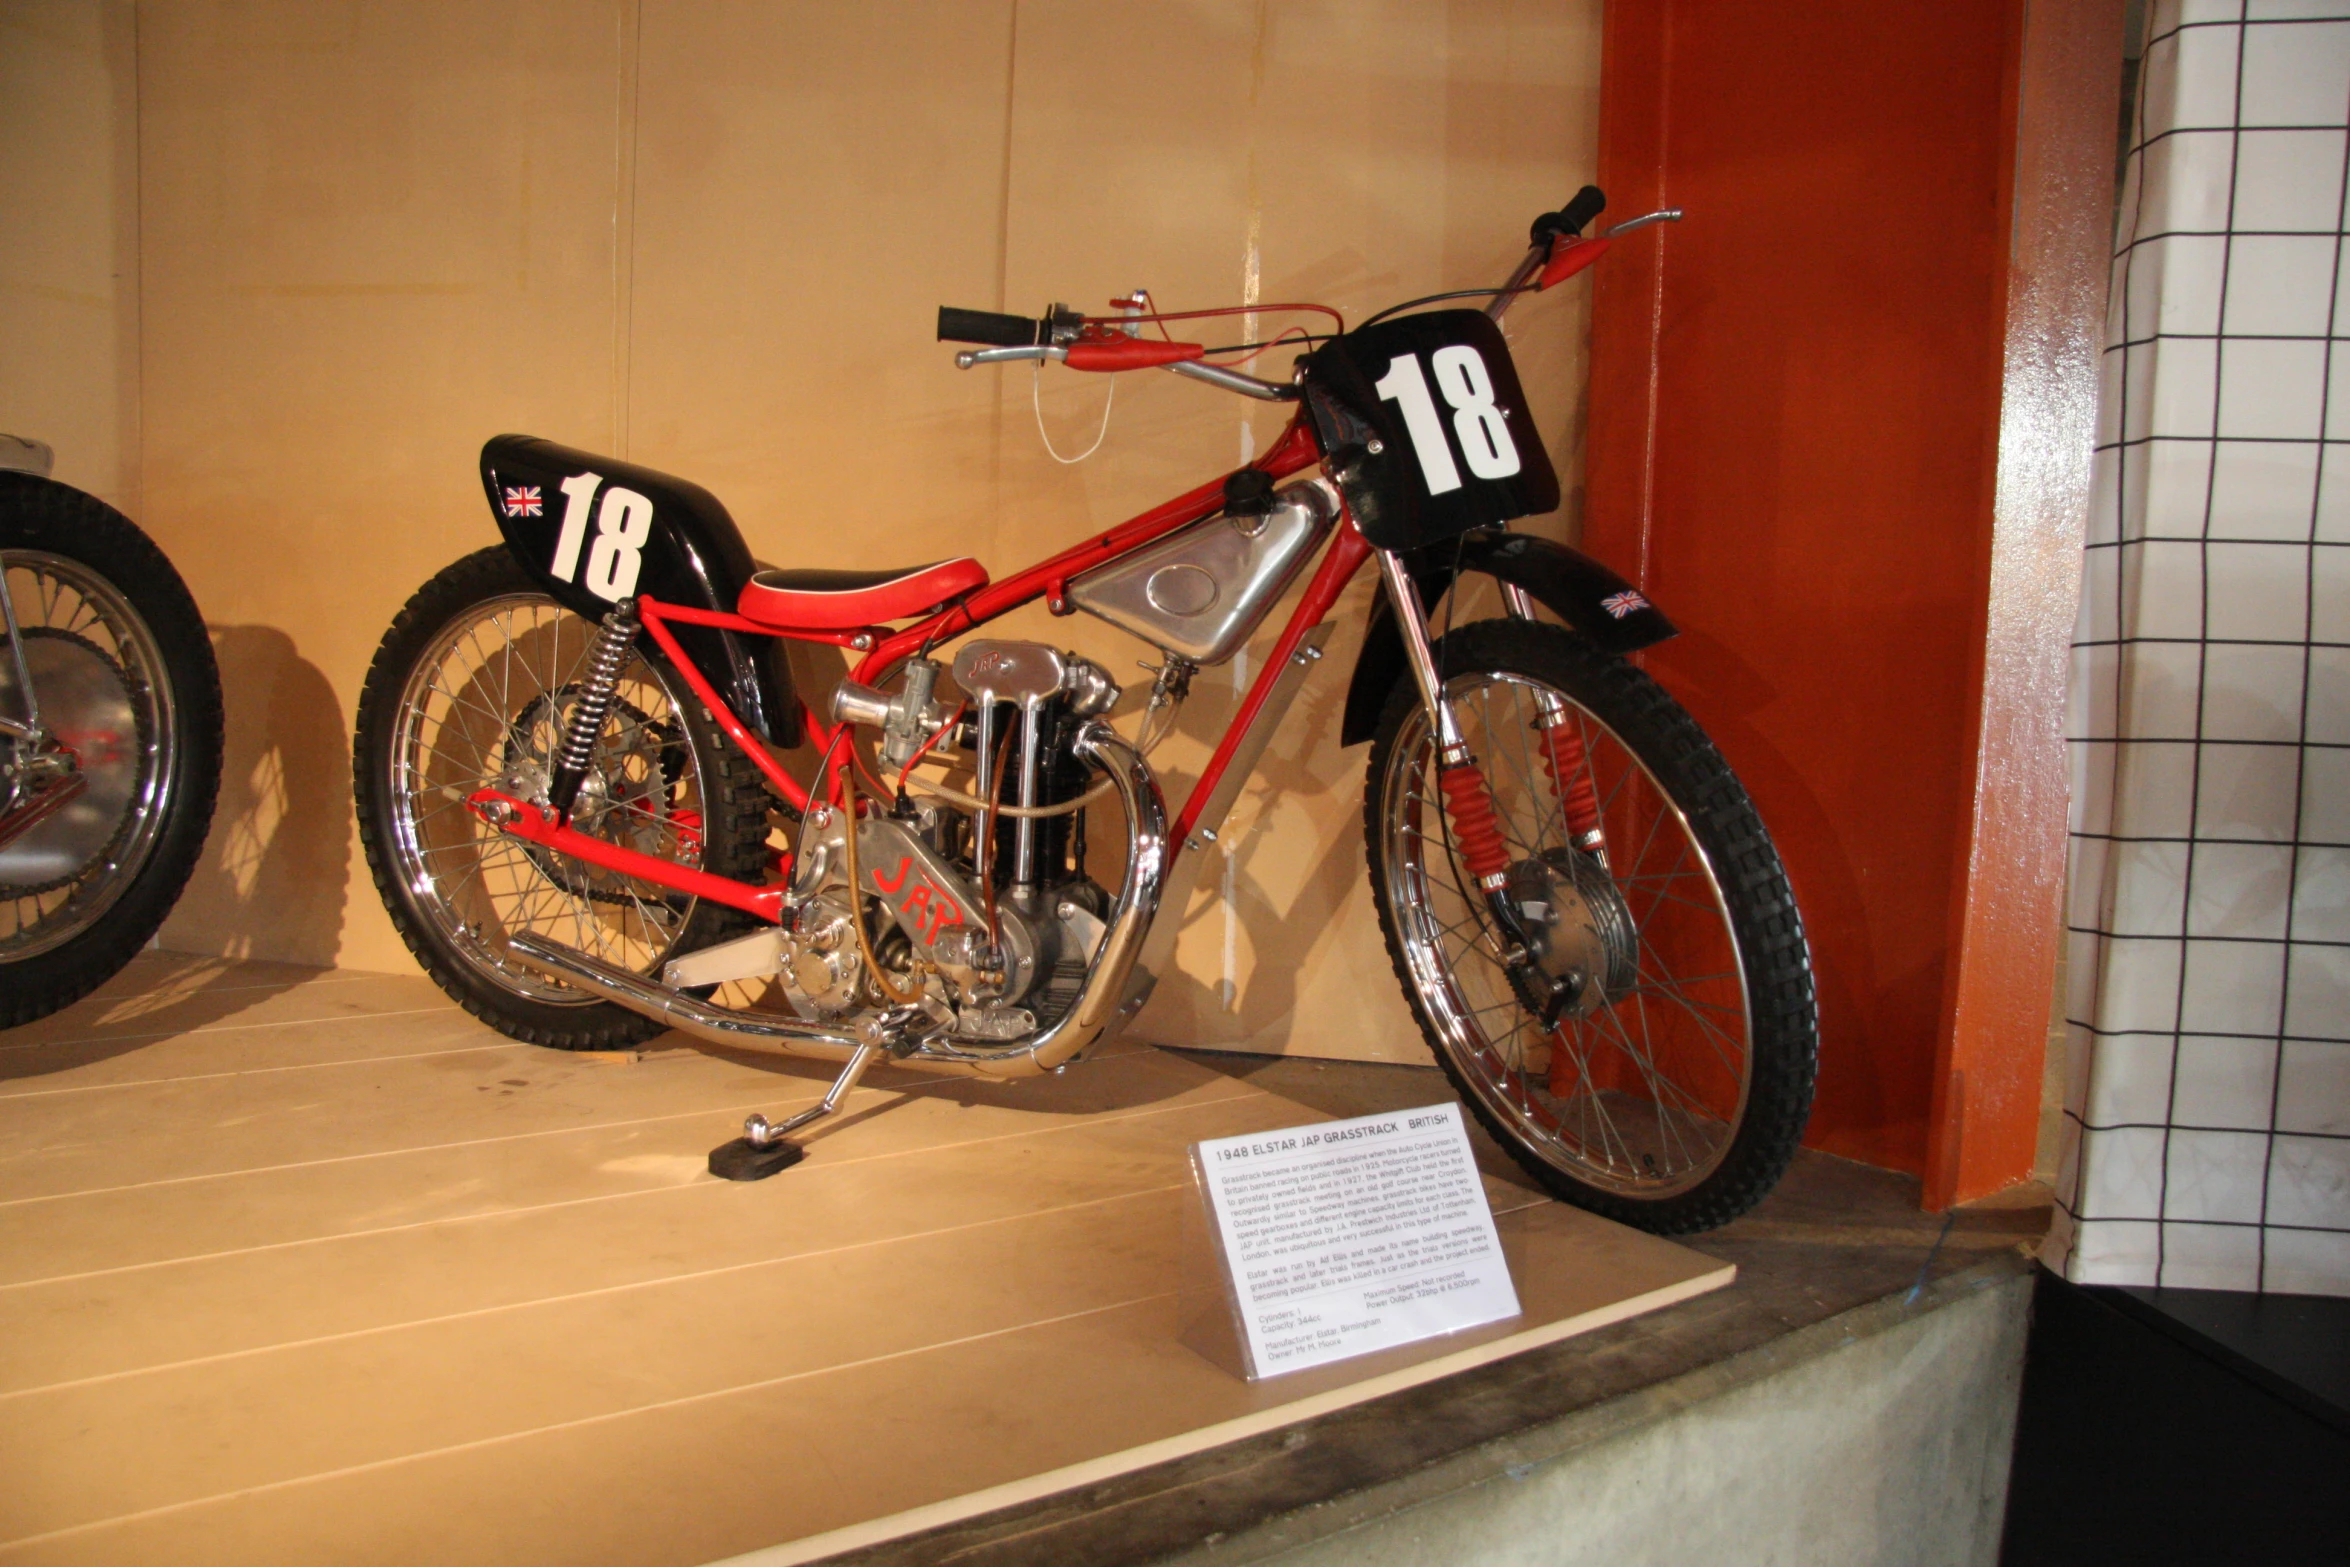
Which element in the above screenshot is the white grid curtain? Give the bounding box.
[2053,0,2350,1296]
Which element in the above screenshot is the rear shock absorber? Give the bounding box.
[547,599,640,821]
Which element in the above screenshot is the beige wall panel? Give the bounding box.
[0,0,139,506]
[139,1,633,967]
[622,0,1019,565]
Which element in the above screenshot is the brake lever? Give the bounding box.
[954,344,1068,370]
[1602,208,1684,238]
[956,341,1296,402]
[1488,207,1687,323]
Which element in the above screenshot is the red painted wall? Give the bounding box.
[1585,1,2025,1175]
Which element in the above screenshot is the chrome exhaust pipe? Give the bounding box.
[506,930,866,1064]
[503,717,1169,1080]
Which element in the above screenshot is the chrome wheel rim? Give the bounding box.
[2,551,178,961]
[385,593,710,1003]
[1380,671,1753,1200]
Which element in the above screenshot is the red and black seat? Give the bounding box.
[737,558,988,630]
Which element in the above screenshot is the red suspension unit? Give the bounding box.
[1536,716,1606,852]
[1438,764,1514,892]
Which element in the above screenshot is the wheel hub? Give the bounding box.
[1505,848,1638,1020]
[497,690,689,906]
[0,629,142,894]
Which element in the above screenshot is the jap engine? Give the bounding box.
[780,640,1125,1044]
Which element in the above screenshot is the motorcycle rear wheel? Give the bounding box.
[1364,618,1816,1234]
[353,546,770,1049]
[2,473,223,1029]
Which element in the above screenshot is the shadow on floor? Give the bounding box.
[677,1034,1230,1142]
[0,954,362,1081]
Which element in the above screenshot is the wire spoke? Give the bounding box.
[1375,660,1761,1200]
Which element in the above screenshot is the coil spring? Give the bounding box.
[1535,714,1605,850]
[547,600,639,817]
[1437,763,1513,891]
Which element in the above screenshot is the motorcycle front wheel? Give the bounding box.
[1365,618,1817,1234]
[2,473,223,1028]
[353,546,770,1049]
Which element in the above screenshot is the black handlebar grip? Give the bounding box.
[937,307,1042,348]
[1530,185,1608,245]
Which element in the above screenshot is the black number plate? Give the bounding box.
[1301,309,1560,551]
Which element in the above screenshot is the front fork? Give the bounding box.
[1499,582,1606,858]
[1379,554,1595,1026]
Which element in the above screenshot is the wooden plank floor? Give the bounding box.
[0,954,1722,1567]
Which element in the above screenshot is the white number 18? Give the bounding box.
[551,471,653,603]
[1373,345,1523,497]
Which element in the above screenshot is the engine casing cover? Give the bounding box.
[789,808,1042,1008]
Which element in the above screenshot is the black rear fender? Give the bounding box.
[479,435,801,749]
[1338,531,1677,747]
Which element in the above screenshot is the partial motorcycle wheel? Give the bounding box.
[353,546,769,1049]
[2,473,223,1028]
[1365,618,1816,1234]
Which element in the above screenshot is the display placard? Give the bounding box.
[1191,1102,1521,1379]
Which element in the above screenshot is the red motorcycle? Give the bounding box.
[352,187,1816,1232]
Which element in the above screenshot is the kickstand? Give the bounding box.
[708,1040,881,1181]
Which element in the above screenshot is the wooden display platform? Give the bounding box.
[0,955,1726,1566]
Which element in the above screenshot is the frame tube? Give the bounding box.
[505,718,1166,1079]
[479,411,1334,919]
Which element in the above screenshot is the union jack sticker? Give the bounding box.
[501,485,543,518]
[1600,589,1650,620]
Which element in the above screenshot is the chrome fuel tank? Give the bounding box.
[1066,478,1338,665]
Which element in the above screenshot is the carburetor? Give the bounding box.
[830,656,954,773]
